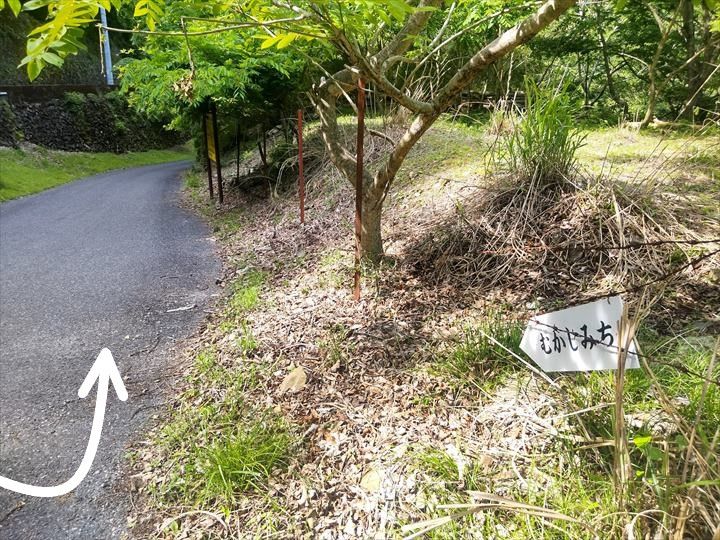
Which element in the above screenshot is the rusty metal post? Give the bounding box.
[203,112,214,200]
[354,79,365,301]
[236,116,241,182]
[298,108,305,224]
[211,102,224,204]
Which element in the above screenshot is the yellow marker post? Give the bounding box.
[205,115,217,163]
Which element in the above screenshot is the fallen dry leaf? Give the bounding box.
[360,468,382,493]
[278,366,307,395]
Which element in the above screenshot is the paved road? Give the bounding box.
[0,162,219,539]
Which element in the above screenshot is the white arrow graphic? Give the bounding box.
[0,348,128,498]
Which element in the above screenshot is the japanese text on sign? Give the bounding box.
[520,296,639,372]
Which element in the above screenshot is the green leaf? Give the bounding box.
[134,2,148,16]
[632,435,652,448]
[26,58,44,81]
[8,0,21,16]
[22,0,53,10]
[642,444,665,462]
[260,34,283,49]
[276,33,297,49]
[377,10,391,25]
[41,51,63,67]
[386,0,409,21]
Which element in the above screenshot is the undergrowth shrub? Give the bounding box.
[502,79,586,186]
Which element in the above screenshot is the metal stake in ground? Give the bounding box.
[236,116,241,183]
[354,79,365,301]
[211,102,224,204]
[298,108,305,224]
[203,111,214,200]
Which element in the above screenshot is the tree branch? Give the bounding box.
[432,0,578,110]
[372,0,578,205]
[311,0,443,187]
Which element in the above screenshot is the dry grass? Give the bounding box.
[406,172,713,297]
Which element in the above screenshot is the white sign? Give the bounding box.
[520,296,639,372]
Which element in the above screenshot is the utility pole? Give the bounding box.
[99,8,114,86]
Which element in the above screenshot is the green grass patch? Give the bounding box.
[228,269,266,319]
[409,444,620,539]
[185,170,201,189]
[234,320,259,354]
[145,259,293,515]
[150,343,295,511]
[200,414,294,499]
[501,79,586,186]
[194,346,219,375]
[153,373,295,510]
[0,144,193,201]
[435,313,525,391]
[214,209,245,238]
[554,334,720,536]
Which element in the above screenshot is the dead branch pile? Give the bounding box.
[406,172,718,302]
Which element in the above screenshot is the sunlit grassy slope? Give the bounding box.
[0,144,193,202]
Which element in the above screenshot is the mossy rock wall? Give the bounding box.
[0,100,19,147]
[3,91,185,152]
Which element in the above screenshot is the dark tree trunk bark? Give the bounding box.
[360,198,383,261]
[681,0,698,120]
[596,5,627,115]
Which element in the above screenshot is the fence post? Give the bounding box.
[354,79,365,301]
[211,102,224,204]
[203,112,214,200]
[236,116,241,182]
[298,108,305,224]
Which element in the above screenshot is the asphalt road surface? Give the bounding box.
[0,162,219,539]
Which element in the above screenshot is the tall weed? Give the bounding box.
[503,79,586,186]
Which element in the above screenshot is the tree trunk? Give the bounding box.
[676,6,720,120]
[640,2,680,129]
[360,197,383,261]
[596,5,627,115]
[640,83,657,128]
[314,0,577,259]
[681,0,697,120]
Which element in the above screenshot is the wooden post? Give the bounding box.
[235,116,240,182]
[354,79,365,301]
[203,112,214,200]
[298,108,305,224]
[211,102,224,204]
